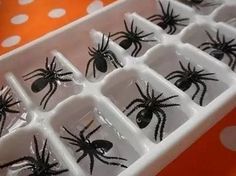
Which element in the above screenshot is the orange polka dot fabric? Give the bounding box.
[0,1,236,176]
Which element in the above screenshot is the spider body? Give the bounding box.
[0,86,20,137]
[123,82,179,141]
[165,61,218,106]
[198,30,236,71]
[148,1,189,34]
[61,120,127,175]
[0,136,68,176]
[23,57,73,109]
[180,0,220,10]
[86,34,123,78]
[111,20,156,57]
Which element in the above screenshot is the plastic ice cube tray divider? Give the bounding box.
[0,0,236,175]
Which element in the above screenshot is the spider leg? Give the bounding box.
[172,25,177,35]
[94,153,127,168]
[88,47,96,56]
[126,104,146,117]
[201,46,213,52]
[3,88,11,100]
[93,61,96,78]
[139,32,154,39]
[166,74,183,81]
[147,14,162,21]
[88,153,95,175]
[158,95,178,103]
[0,113,6,137]
[5,107,20,114]
[158,0,166,14]
[178,61,187,72]
[46,168,69,175]
[132,41,142,57]
[205,31,217,44]
[158,108,167,141]
[80,120,94,139]
[192,81,201,101]
[97,152,127,161]
[23,73,45,81]
[76,152,87,163]
[226,52,236,68]
[22,69,46,78]
[123,98,145,113]
[57,71,73,77]
[113,35,127,41]
[216,30,222,43]
[50,56,56,71]
[135,82,148,100]
[196,80,207,106]
[39,82,53,107]
[85,58,95,77]
[168,25,175,35]
[42,82,58,109]
[42,139,48,162]
[106,50,123,68]
[0,156,35,169]
[165,71,184,79]
[153,111,161,141]
[61,126,80,141]
[33,135,41,161]
[146,82,151,99]
[86,125,101,139]
[45,57,49,70]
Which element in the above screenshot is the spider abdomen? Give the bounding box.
[92,140,113,153]
[32,77,49,93]
[119,39,132,50]
[136,109,153,129]
[94,56,108,73]
[210,50,224,60]
[192,0,204,4]
[175,78,192,91]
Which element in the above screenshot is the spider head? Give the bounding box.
[32,161,51,176]
[136,109,153,129]
[210,49,224,60]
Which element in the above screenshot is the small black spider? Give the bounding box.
[85,33,123,78]
[23,57,73,109]
[165,61,218,106]
[123,82,179,141]
[0,86,20,137]
[147,1,189,34]
[60,120,127,175]
[0,135,68,176]
[179,0,220,10]
[111,20,156,57]
[198,30,236,71]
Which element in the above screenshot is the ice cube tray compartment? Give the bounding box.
[0,0,236,176]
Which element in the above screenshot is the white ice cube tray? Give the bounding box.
[0,0,236,175]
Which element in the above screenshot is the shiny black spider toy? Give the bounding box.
[198,30,236,71]
[85,33,123,78]
[178,0,220,10]
[0,135,68,176]
[123,82,179,141]
[111,20,156,57]
[23,57,73,109]
[0,86,20,137]
[165,61,218,106]
[147,1,189,34]
[61,120,127,175]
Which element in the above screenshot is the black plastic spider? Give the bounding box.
[123,82,179,141]
[0,86,20,137]
[85,33,123,78]
[111,20,156,57]
[147,1,189,35]
[0,135,68,175]
[60,120,127,175]
[165,61,218,106]
[198,30,236,71]
[178,0,220,10]
[23,57,73,109]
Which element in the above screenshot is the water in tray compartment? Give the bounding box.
[58,106,139,176]
[0,133,69,176]
[102,71,189,143]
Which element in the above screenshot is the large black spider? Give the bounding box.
[0,86,20,137]
[178,0,220,10]
[147,1,189,35]
[85,33,123,78]
[165,61,218,106]
[60,120,127,175]
[111,20,156,57]
[123,82,179,141]
[198,30,236,71]
[0,135,68,175]
[23,57,73,109]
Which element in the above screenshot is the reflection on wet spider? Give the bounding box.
[111,20,156,57]
[0,135,68,176]
[165,61,218,106]
[61,120,127,175]
[85,33,123,78]
[147,1,189,34]
[198,30,236,71]
[123,82,179,141]
[0,86,20,137]
[23,57,73,109]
